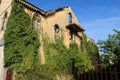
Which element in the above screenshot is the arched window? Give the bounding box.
[68,13,72,24]
[32,13,41,30]
[1,11,7,31]
[54,24,60,39]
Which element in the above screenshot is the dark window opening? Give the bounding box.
[76,33,83,40]
[0,0,1,4]
[54,24,60,39]
[69,31,73,40]
[32,13,41,30]
[68,13,72,24]
[1,11,7,31]
[69,31,83,41]
[33,13,39,20]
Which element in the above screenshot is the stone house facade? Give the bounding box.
[0,0,93,79]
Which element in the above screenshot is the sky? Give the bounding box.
[27,0,120,43]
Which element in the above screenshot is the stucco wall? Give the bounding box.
[0,0,12,39]
[0,1,91,79]
[0,0,12,80]
[38,7,83,47]
[0,0,86,67]
[23,5,83,47]
[24,6,84,64]
[0,46,4,80]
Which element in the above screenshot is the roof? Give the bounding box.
[16,0,85,31]
[66,23,85,32]
[45,6,68,17]
[16,0,45,16]
[16,0,68,17]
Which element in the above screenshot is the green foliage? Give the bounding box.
[4,0,39,79]
[68,42,94,72]
[81,33,99,60]
[4,1,96,79]
[87,41,99,59]
[40,35,94,79]
[99,53,114,68]
[98,29,120,68]
[39,36,70,79]
[81,33,87,52]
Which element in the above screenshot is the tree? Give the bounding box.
[98,29,120,68]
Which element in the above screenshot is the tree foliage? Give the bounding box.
[98,29,120,68]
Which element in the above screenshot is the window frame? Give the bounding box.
[54,24,60,39]
[68,13,72,24]
[1,11,8,31]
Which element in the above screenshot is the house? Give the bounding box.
[0,0,94,79]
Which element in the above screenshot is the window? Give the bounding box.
[0,0,2,4]
[0,39,4,46]
[68,13,72,24]
[1,11,7,31]
[69,31,73,40]
[54,24,60,39]
[32,13,41,30]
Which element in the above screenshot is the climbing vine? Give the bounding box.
[38,36,70,79]
[4,0,97,79]
[38,35,94,79]
[81,33,99,59]
[4,0,39,79]
[81,33,88,52]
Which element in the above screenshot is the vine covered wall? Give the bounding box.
[39,35,94,79]
[4,0,98,79]
[4,0,39,79]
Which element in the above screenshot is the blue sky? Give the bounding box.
[27,0,120,43]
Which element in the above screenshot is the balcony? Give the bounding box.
[66,23,84,33]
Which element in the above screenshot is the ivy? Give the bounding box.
[68,42,94,72]
[81,33,99,60]
[40,35,94,79]
[80,33,87,52]
[4,0,39,79]
[40,36,70,79]
[4,0,97,79]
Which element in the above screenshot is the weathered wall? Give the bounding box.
[0,46,4,80]
[0,0,12,80]
[24,6,84,64]
[0,1,89,79]
[39,7,83,47]
[0,0,12,39]
[22,5,83,48]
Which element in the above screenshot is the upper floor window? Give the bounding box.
[1,11,8,31]
[32,13,41,30]
[54,24,60,39]
[68,13,72,24]
[0,0,2,4]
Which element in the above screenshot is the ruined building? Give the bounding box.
[0,0,95,80]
